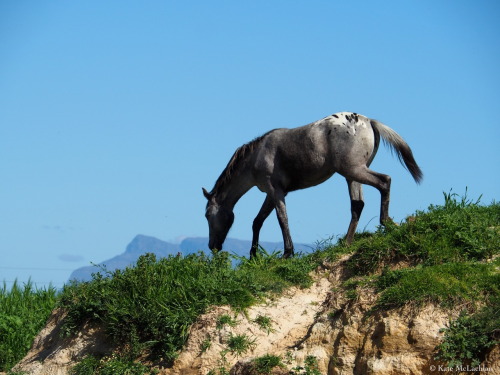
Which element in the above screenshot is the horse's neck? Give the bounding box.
[216,170,254,209]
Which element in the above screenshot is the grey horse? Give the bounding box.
[203,112,422,258]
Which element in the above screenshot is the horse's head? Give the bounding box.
[202,188,234,251]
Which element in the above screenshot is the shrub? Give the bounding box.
[436,300,500,368]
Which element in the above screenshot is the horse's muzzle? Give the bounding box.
[208,239,223,252]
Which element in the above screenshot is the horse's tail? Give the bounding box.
[370,119,423,184]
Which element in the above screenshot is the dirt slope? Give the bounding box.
[11,256,500,375]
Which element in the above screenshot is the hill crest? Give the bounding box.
[69,235,313,282]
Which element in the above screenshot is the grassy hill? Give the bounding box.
[1,191,499,374]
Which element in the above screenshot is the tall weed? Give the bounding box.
[0,281,57,371]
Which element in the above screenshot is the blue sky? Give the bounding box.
[1,1,499,289]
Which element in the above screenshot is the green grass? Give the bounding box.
[226,333,256,356]
[319,192,499,313]
[339,191,499,274]
[216,314,238,329]
[290,355,322,375]
[253,314,275,334]
[376,261,500,308]
[200,337,212,353]
[70,354,157,375]
[0,280,57,372]
[252,354,284,374]
[70,355,101,375]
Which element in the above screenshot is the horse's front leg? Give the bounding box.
[250,196,275,258]
[272,190,294,258]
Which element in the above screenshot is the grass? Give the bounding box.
[216,314,238,329]
[340,191,499,274]
[247,353,320,375]
[200,337,212,353]
[253,314,275,334]
[376,261,500,308]
[0,280,58,372]
[226,333,256,356]
[290,355,322,375]
[319,191,499,313]
[2,191,499,372]
[70,354,157,375]
[252,354,284,374]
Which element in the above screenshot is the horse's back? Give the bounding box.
[251,113,377,191]
[261,112,376,164]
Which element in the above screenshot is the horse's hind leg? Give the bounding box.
[345,180,364,245]
[343,166,392,226]
[250,196,275,258]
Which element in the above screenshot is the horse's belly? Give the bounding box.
[286,164,336,191]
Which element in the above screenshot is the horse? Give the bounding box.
[202,112,422,258]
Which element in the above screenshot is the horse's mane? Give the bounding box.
[211,130,275,196]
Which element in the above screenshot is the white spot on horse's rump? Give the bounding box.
[320,112,369,136]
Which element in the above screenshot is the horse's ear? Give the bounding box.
[202,187,212,200]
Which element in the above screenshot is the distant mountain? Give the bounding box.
[69,235,313,282]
